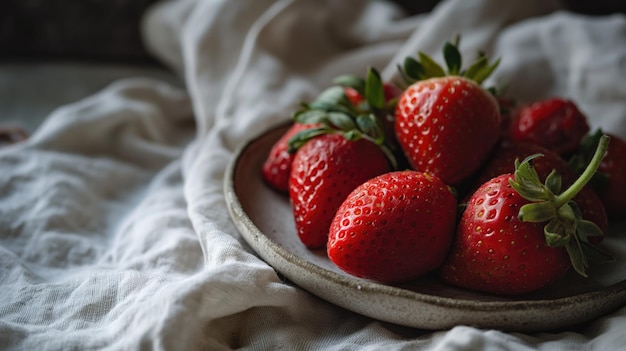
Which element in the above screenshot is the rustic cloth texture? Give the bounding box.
[1,0,625,350]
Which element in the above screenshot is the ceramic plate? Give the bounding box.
[224,122,626,332]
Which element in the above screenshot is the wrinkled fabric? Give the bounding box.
[1,0,625,350]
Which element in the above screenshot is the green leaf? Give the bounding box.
[356,114,384,145]
[403,57,424,81]
[473,57,501,84]
[293,109,329,125]
[510,154,552,202]
[556,203,577,226]
[314,86,348,106]
[544,219,569,247]
[333,75,365,94]
[510,177,550,202]
[518,201,557,223]
[566,200,584,223]
[565,239,588,277]
[342,129,362,141]
[443,41,462,75]
[365,68,385,110]
[576,219,605,241]
[518,153,543,169]
[308,101,352,115]
[287,127,333,153]
[463,56,488,81]
[545,170,562,195]
[418,52,446,78]
[327,112,356,131]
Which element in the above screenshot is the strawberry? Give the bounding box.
[261,122,319,193]
[570,130,626,218]
[343,86,365,107]
[471,141,609,236]
[383,83,403,103]
[327,170,457,283]
[471,141,571,190]
[394,39,502,186]
[441,173,571,295]
[262,69,400,194]
[508,98,590,157]
[440,136,614,295]
[287,68,397,248]
[290,135,391,248]
[496,96,518,140]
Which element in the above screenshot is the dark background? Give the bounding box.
[1,0,624,64]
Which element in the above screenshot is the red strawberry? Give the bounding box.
[290,134,390,248]
[441,137,614,295]
[595,133,626,218]
[287,68,397,249]
[441,173,571,295]
[395,40,501,186]
[263,68,399,194]
[327,170,457,283]
[471,141,608,236]
[473,141,571,186]
[508,98,590,157]
[571,130,626,218]
[343,87,365,107]
[496,96,518,140]
[262,122,318,193]
[383,83,403,103]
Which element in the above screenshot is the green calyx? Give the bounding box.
[288,67,398,169]
[509,135,614,277]
[398,35,501,90]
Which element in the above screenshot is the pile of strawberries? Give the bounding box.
[261,38,625,296]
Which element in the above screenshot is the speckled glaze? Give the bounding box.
[223,122,626,332]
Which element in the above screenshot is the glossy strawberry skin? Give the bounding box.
[395,76,501,186]
[383,83,403,102]
[595,133,626,218]
[343,87,365,107]
[262,123,317,193]
[440,174,571,295]
[289,134,391,249]
[472,141,571,187]
[327,171,457,283]
[509,98,590,157]
[472,141,608,236]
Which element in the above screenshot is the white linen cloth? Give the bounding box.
[1,0,626,349]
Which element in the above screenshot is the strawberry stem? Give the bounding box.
[555,135,610,208]
[512,134,613,277]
